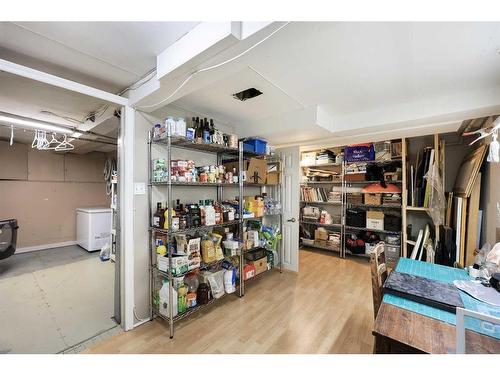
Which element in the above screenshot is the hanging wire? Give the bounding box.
[137,22,291,110]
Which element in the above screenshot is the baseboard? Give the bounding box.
[16,241,79,254]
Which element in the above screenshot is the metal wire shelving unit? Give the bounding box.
[147,130,283,338]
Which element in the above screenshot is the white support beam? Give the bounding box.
[0,58,128,106]
[119,105,135,331]
[156,22,241,81]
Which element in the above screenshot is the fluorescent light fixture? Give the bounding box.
[0,111,77,135]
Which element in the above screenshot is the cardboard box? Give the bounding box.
[247,258,268,275]
[301,152,317,166]
[223,160,249,175]
[366,211,384,230]
[314,239,327,248]
[247,158,267,184]
[364,193,382,205]
[344,173,366,182]
[326,240,339,250]
[314,227,329,241]
[266,171,281,185]
[157,254,189,276]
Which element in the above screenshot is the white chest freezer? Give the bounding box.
[76,207,112,252]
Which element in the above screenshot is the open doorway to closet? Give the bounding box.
[0,71,121,353]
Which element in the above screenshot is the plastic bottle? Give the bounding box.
[159,279,178,318]
[224,268,236,294]
[205,200,216,226]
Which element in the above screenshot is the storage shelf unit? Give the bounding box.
[299,141,404,260]
[148,132,283,338]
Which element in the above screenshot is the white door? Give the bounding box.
[280,146,300,272]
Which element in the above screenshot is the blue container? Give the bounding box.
[345,143,375,162]
[244,138,267,155]
[243,142,255,153]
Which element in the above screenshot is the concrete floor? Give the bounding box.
[0,245,116,353]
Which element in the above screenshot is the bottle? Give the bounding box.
[156,239,167,255]
[209,119,215,143]
[199,200,206,225]
[159,279,178,318]
[214,202,222,224]
[172,200,180,231]
[202,118,210,143]
[195,117,202,142]
[177,284,188,314]
[232,168,238,183]
[153,202,164,228]
[205,200,216,226]
[163,203,178,231]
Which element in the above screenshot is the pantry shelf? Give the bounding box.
[344,180,403,185]
[300,201,342,205]
[344,225,401,235]
[300,242,340,252]
[150,181,236,187]
[153,292,231,324]
[300,181,342,185]
[344,250,371,258]
[243,267,277,285]
[153,136,239,155]
[149,220,240,235]
[299,220,342,228]
[346,203,401,209]
[148,129,283,339]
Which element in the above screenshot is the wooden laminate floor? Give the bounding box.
[86,249,374,354]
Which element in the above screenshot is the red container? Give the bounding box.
[243,264,256,280]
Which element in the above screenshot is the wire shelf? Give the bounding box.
[344,225,401,235]
[149,220,240,235]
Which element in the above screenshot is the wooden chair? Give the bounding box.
[370,242,388,320]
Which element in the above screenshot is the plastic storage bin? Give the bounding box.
[243,138,267,155]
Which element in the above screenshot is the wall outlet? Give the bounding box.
[134,182,146,195]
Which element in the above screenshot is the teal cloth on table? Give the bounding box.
[383,258,500,339]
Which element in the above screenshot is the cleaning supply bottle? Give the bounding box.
[177,284,188,314]
[163,204,178,231]
[224,268,236,294]
[159,279,178,318]
[156,240,167,256]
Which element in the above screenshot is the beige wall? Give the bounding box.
[0,140,111,248]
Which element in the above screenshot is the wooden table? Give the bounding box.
[373,302,500,353]
[372,258,500,354]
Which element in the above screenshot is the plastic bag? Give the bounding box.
[207,270,225,299]
[423,163,446,226]
[100,244,111,261]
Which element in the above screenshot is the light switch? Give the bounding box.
[134,182,146,195]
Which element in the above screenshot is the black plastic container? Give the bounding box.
[0,219,18,260]
[384,214,402,232]
[346,209,366,227]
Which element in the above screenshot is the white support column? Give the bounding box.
[120,105,135,331]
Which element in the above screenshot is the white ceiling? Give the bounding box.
[0,21,199,153]
[0,21,199,92]
[171,22,500,144]
[2,21,500,148]
[0,71,118,153]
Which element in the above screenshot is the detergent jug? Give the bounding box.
[159,279,178,318]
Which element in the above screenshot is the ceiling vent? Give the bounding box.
[232,87,263,102]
